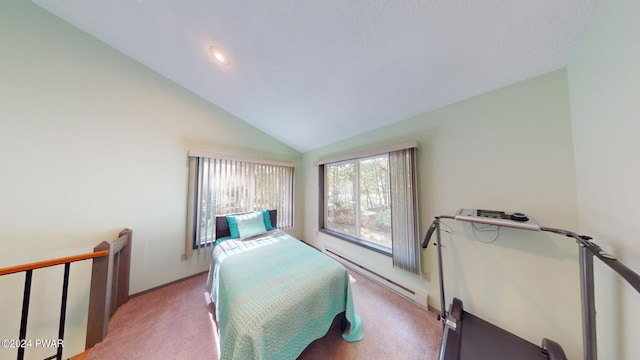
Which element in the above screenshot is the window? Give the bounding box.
[185,152,294,256]
[325,154,392,251]
[318,143,421,274]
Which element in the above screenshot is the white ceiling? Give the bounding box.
[34,0,600,153]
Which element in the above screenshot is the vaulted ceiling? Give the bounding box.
[34,1,600,152]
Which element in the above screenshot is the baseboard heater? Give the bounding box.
[324,248,428,309]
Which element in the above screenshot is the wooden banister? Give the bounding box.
[0,229,131,360]
[86,228,132,349]
[0,250,110,276]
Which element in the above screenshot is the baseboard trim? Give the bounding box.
[130,271,207,298]
[324,247,429,309]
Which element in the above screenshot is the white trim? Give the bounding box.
[313,141,418,166]
[188,150,296,168]
[324,247,428,309]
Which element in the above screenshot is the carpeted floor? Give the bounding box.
[87,270,442,359]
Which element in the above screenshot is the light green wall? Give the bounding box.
[0,1,301,358]
[568,0,640,358]
[303,69,582,357]
[6,0,639,359]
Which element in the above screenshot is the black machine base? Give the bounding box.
[440,298,567,360]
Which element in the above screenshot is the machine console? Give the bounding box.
[454,208,541,231]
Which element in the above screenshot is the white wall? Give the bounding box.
[568,0,640,358]
[0,2,301,358]
[303,69,584,358]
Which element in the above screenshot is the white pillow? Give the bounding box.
[235,211,268,240]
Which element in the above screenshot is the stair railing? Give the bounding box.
[0,229,131,360]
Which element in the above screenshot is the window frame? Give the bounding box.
[185,151,295,256]
[320,154,392,255]
[313,141,422,274]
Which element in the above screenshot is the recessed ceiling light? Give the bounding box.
[209,46,229,65]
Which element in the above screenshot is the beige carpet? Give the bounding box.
[88,270,442,359]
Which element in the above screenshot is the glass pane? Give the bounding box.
[359,155,391,248]
[326,162,356,235]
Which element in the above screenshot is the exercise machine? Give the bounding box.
[422,209,640,360]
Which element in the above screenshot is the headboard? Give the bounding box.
[215,209,278,240]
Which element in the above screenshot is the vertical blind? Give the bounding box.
[389,147,421,275]
[185,154,295,258]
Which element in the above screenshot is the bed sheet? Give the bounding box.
[206,230,363,360]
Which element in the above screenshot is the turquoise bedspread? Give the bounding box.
[207,230,363,360]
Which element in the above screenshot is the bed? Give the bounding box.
[206,209,363,360]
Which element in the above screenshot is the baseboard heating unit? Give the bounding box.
[324,248,428,309]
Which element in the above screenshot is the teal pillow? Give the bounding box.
[226,215,240,238]
[262,210,274,230]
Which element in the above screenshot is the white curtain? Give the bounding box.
[185,156,294,258]
[389,147,421,274]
